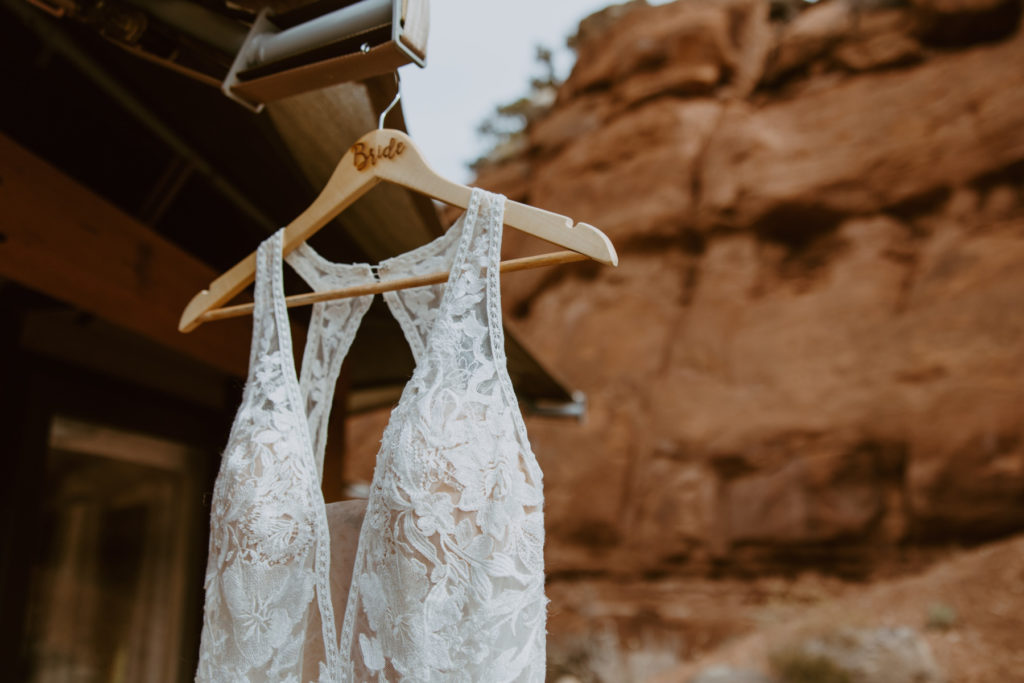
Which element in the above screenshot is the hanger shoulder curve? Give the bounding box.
[179,252,259,333]
[366,129,618,266]
[502,201,618,266]
[178,137,387,333]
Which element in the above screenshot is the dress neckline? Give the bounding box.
[269,197,477,427]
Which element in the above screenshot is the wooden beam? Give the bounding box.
[0,134,251,377]
[20,310,228,412]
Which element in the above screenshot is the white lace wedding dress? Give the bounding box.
[195,188,547,682]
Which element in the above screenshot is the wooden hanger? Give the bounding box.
[179,127,618,333]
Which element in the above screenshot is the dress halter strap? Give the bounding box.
[252,229,377,482]
[377,188,507,367]
[286,243,376,479]
[250,229,286,370]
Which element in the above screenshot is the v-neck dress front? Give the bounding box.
[195,189,547,683]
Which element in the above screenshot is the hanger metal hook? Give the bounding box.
[378,71,401,130]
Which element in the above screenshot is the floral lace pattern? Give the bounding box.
[197,233,376,682]
[340,190,546,682]
[196,188,546,682]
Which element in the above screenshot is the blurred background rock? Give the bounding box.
[345,0,1024,679]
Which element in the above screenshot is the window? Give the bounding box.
[23,417,203,683]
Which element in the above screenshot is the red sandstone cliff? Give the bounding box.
[461,0,1024,580]
[347,0,1024,675]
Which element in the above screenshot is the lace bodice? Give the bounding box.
[196,189,546,682]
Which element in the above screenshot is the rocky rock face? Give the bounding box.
[463,0,1024,580]
[769,627,945,683]
[338,0,1024,676]
[690,669,777,683]
[687,627,946,683]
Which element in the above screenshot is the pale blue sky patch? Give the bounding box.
[400,1,675,181]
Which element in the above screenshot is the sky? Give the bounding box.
[399,1,673,182]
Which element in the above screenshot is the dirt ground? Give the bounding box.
[548,534,1024,682]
